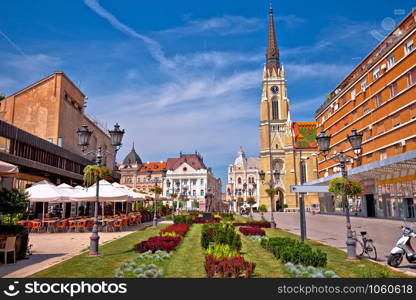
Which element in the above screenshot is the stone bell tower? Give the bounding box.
[259,4,294,210]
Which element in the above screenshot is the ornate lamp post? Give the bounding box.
[76,123,125,256]
[259,169,278,228]
[316,128,363,260]
[147,169,167,227]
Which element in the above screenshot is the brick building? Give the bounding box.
[309,10,416,219]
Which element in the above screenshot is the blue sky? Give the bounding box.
[0,0,414,189]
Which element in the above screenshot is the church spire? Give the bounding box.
[266,3,280,74]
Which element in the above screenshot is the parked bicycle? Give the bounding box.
[352,230,377,260]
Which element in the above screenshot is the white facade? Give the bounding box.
[163,160,221,211]
[226,148,260,211]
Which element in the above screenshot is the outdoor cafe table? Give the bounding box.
[43,219,58,233]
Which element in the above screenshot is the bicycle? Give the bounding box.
[352,231,377,260]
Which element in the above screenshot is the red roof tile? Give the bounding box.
[166,154,206,171]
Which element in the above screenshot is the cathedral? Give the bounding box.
[258,5,319,210]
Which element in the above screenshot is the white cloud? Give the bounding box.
[159,15,263,37]
[285,62,353,81]
[277,15,306,28]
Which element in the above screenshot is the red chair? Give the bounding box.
[85,220,94,231]
[67,220,77,232]
[30,221,42,233]
[76,220,87,232]
[56,220,68,232]
[113,220,123,232]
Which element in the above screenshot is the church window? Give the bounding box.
[271,96,279,120]
[238,177,242,184]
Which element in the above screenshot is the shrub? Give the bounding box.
[0,224,24,235]
[134,236,181,253]
[239,227,266,236]
[200,224,241,251]
[192,217,220,224]
[204,255,256,278]
[206,243,238,260]
[232,222,271,228]
[173,215,195,224]
[261,237,327,267]
[285,262,338,278]
[160,224,190,236]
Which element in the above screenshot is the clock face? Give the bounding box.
[270,86,279,94]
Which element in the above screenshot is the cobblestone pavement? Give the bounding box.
[254,212,416,275]
[0,222,151,278]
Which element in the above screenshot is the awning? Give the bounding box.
[305,149,416,186]
[0,160,18,177]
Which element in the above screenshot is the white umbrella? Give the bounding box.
[112,183,145,200]
[70,179,129,202]
[0,160,18,177]
[26,181,70,203]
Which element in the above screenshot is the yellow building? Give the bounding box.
[259,6,319,210]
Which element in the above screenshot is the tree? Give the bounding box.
[83,165,111,187]
[149,186,162,195]
[0,189,29,224]
[170,193,178,214]
[246,196,256,219]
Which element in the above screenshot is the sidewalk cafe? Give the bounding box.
[20,180,153,233]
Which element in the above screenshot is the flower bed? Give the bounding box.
[239,227,266,236]
[200,224,241,251]
[204,254,256,278]
[261,237,327,267]
[285,262,338,278]
[160,224,190,237]
[134,236,182,253]
[192,217,220,224]
[232,221,271,228]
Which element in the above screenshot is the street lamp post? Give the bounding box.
[147,169,167,228]
[316,128,363,260]
[299,154,308,242]
[76,123,125,256]
[258,169,278,228]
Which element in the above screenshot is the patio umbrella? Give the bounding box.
[70,179,129,202]
[0,160,18,177]
[26,181,71,224]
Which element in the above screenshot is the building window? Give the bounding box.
[271,97,279,120]
[193,190,196,196]
[362,102,369,115]
[392,113,401,127]
[387,54,395,69]
[352,110,358,121]
[363,129,372,141]
[407,67,416,86]
[376,121,384,135]
[237,177,242,184]
[361,79,367,91]
[375,93,382,107]
[200,179,204,185]
[380,150,387,160]
[200,189,204,196]
[411,104,416,119]
[334,101,339,111]
[390,82,398,98]
[57,137,63,147]
[47,138,53,143]
[373,66,380,80]
[350,88,356,100]
[404,39,414,55]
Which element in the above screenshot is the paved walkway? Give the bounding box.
[254,212,416,274]
[0,222,151,278]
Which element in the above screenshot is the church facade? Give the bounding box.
[258,6,319,210]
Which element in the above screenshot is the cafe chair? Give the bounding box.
[0,237,16,265]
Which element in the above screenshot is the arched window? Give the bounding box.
[237,177,242,184]
[272,96,279,120]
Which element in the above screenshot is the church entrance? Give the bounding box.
[275,189,284,211]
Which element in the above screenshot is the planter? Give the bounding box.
[202,213,212,220]
[0,228,29,260]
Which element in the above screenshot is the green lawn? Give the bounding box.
[239,233,290,278]
[164,224,206,278]
[31,224,169,278]
[264,228,410,278]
